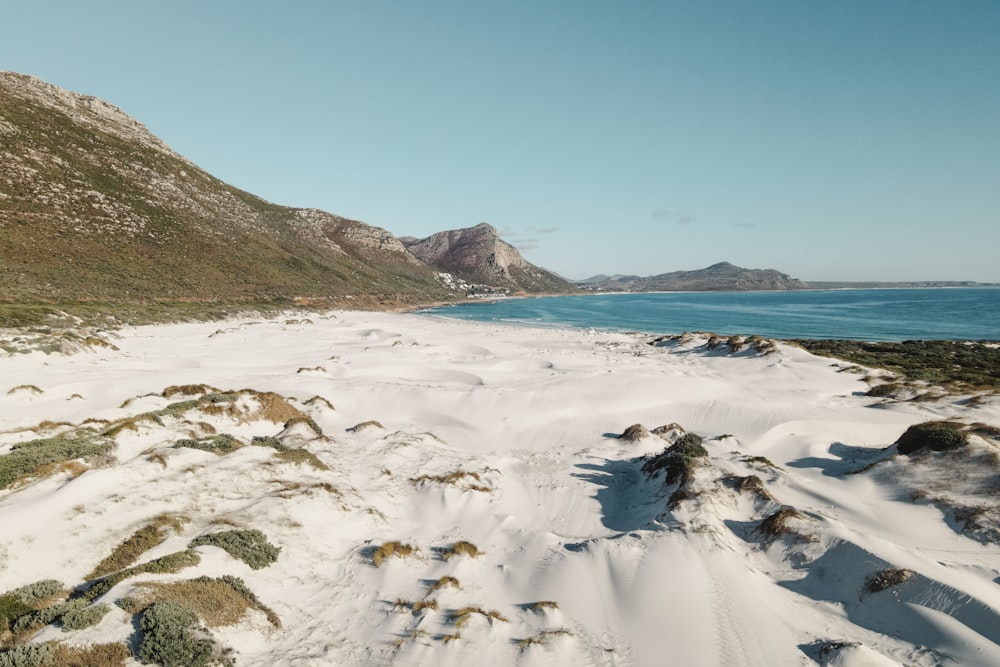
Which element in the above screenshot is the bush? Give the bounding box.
[10,599,87,634]
[0,435,113,489]
[641,433,707,484]
[174,434,240,454]
[250,436,287,451]
[0,595,33,629]
[7,580,63,605]
[896,421,968,455]
[0,643,55,667]
[188,530,280,570]
[618,424,650,442]
[138,600,214,667]
[60,603,110,631]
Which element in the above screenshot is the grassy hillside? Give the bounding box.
[0,72,451,307]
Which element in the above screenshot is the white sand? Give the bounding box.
[1,311,998,666]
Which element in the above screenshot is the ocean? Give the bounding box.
[420,288,1000,342]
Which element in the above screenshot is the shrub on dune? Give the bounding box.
[641,433,707,484]
[138,600,215,667]
[896,421,968,455]
[188,530,280,570]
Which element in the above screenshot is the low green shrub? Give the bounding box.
[10,599,87,633]
[641,433,707,484]
[138,600,214,667]
[896,421,968,455]
[0,595,33,629]
[7,580,63,605]
[60,603,109,631]
[174,434,240,455]
[0,642,55,667]
[188,530,280,570]
[0,435,113,489]
[250,436,287,451]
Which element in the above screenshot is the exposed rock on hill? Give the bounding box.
[578,262,808,292]
[0,71,450,306]
[400,223,574,294]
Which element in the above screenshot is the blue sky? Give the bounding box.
[2,1,998,282]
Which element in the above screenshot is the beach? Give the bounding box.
[1,311,998,666]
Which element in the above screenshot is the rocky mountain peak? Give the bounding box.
[401,224,573,294]
[0,71,179,158]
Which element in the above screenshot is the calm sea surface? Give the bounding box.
[420,288,1000,342]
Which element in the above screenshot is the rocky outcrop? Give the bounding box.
[401,223,575,294]
[578,262,808,292]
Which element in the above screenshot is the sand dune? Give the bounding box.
[1,311,998,666]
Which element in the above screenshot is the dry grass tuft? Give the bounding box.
[865,568,915,594]
[429,576,461,593]
[619,424,650,441]
[146,451,169,468]
[516,628,574,649]
[371,541,417,568]
[281,416,324,435]
[410,470,490,491]
[525,600,559,612]
[757,508,812,543]
[50,641,131,666]
[348,420,384,433]
[449,606,509,627]
[86,514,188,580]
[441,541,480,560]
[269,480,340,499]
[274,449,329,470]
[142,575,280,628]
[251,391,309,424]
[7,384,43,395]
[735,475,776,502]
[162,384,219,398]
[393,598,439,613]
[304,395,335,411]
[440,632,461,644]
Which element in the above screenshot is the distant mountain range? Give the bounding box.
[576,262,808,292]
[0,72,991,309]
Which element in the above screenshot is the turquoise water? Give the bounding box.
[421,288,1000,341]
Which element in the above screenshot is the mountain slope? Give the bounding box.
[578,262,808,292]
[0,71,449,306]
[401,222,575,294]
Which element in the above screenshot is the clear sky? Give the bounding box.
[2,1,998,282]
